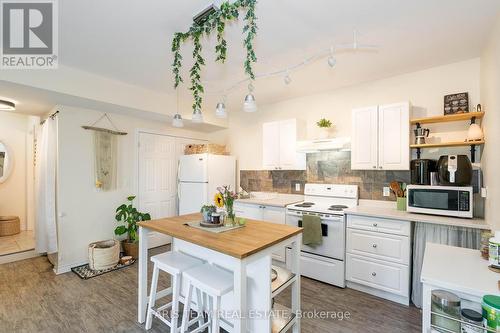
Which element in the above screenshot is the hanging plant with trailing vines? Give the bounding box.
[171,0,258,113]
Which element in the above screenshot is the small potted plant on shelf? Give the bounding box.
[316,118,333,139]
[114,196,151,258]
[200,204,217,222]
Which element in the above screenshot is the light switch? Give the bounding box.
[482,187,488,198]
[383,187,390,197]
[295,183,301,192]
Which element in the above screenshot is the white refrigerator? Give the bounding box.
[178,153,236,215]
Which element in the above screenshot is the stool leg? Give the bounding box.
[180,281,193,332]
[196,288,205,329]
[145,264,160,330]
[211,295,221,333]
[171,273,181,333]
[207,294,213,333]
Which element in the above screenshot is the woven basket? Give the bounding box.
[0,216,20,236]
[184,143,228,155]
[88,239,120,270]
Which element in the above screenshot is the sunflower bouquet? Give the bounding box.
[214,185,238,224]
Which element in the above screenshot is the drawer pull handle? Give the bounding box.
[372,244,377,248]
[371,272,377,277]
[373,223,378,227]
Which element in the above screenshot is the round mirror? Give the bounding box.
[0,141,13,184]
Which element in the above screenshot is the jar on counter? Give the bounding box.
[488,231,500,267]
[461,309,484,333]
[431,290,461,333]
[482,295,500,331]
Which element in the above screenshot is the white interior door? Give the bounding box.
[351,106,379,170]
[138,132,177,248]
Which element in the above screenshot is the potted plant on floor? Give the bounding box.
[114,196,151,258]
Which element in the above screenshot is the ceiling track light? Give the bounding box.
[0,100,16,111]
[284,70,292,85]
[328,46,336,68]
[172,89,184,127]
[215,95,227,118]
[172,113,184,128]
[243,83,257,113]
[192,109,204,123]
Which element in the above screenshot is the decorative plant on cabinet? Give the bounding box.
[114,196,151,258]
[316,118,333,139]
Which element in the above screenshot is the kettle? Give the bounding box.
[414,128,430,145]
[437,155,472,186]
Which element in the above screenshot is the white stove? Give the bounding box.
[285,184,358,288]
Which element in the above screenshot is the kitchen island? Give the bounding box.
[137,213,303,333]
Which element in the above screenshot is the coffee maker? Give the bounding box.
[414,127,430,145]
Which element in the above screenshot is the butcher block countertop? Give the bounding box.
[138,213,302,259]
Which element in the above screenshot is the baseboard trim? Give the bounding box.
[346,281,410,306]
[0,249,41,265]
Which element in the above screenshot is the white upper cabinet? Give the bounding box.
[262,119,306,170]
[351,106,379,170]
[351,102,410,170]
[262,121,281,169]
[378,102,410,170]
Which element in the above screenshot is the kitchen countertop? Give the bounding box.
[421,243,499,297]
[138,213,302,259]
[345,201,490,230]
[235,193,304,208]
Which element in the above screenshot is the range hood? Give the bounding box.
[296,137,351,153]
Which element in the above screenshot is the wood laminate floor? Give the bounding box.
[0,230,35,256]
[0,246,421,333]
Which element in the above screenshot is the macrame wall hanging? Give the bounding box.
[82,113,127,191]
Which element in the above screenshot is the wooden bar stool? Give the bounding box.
[181,263,234,333]
[145,251,205,333]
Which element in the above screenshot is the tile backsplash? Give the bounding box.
[240,151,410,201]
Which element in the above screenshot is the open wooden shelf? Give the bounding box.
[410,140,485,149]
[410,112,485,125]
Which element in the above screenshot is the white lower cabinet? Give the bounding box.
[346,214,411,305]
[233,202,286,262]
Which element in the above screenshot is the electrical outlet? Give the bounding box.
[383,187,391,197]
[295,183,301,192]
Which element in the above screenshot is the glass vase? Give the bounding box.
[226,204,236,226]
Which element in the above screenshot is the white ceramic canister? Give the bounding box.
[489,231,500,267]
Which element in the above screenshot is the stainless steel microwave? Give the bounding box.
[406,185,473,218]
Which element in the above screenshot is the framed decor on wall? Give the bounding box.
[444,92,469,115]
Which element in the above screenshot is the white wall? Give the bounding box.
[0,111,36,230]
[55,105,215,271]
[480,14,500,229]
[224,58,481,170]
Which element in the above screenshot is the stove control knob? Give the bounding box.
[372,244,377,248]
[372,272,377,277]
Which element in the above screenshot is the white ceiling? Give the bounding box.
[5,1,500,118]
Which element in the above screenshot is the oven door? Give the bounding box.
[286,211,345,261]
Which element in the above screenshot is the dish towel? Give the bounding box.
[302,215,323,246]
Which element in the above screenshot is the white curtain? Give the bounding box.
[35,117,58,254]
[411,222,481,308]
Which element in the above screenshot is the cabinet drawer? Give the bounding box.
[346,228,410,265]
[347,215,410,236]
[346,254,409,297]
